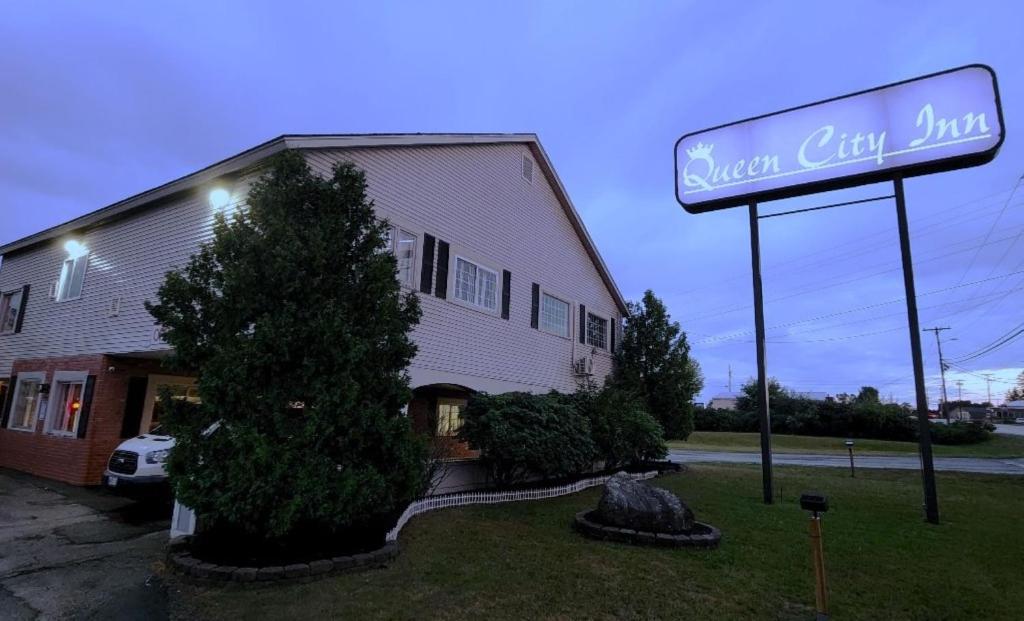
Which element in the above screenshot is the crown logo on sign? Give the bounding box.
[686,142,713,160]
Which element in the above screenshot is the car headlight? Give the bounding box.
[146,449,171,464]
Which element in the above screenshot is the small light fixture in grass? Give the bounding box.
[844,439,855,478]
[800,492,830,621]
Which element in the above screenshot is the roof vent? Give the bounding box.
[522,153,533,183]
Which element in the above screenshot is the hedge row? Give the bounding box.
[695,403,994,445]
[459,389,667,488]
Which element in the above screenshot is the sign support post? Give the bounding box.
[893,175,940,524]
[748,200,774,504]
[675,64,1002,521]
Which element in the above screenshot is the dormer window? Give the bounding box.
[57,240,88,302]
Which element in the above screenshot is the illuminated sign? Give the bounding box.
[675,65,1004,213]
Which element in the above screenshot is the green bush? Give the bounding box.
[929,421,993,445]
[460,392,597,488]
[575,388,667,470]
[694,408,758,432]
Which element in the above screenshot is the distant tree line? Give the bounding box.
[695,379,993,445]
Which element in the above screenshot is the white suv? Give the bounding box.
[103,426,174,497]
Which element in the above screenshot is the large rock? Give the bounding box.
[596,473,694,534]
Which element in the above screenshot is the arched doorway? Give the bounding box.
[409,383,478,460]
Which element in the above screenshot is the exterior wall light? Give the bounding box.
[64,239,88,258]
[209,188,231,210]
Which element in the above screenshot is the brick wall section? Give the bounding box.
[0,354,188,485]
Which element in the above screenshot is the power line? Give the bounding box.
[694,271,1024,344]
[674,188,1022,298]
[951,323,1024,364]
[954,173,1024,286]
[683,226,1024,323]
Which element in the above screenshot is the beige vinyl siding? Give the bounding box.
[0,184,250,376]
[305,144,619,393]
[0,142,619,394]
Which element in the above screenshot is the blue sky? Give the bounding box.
[3,1,1022,405]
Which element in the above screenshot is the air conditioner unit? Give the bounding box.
[573,356,593,377]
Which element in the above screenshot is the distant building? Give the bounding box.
[708,394,739,410]
[946,405,990,421]
[999,401,1024,418]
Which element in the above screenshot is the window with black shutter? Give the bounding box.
[435,240,450,299]
[501,270,511,320]
[420,234,435,294]
[578,304,587,344]
[530,284,540,329]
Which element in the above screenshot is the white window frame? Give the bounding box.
[45,371,88,437]
[6,371,46,433]
[586,310,610,351]
[452,254,500,314]
[388,226,418,288]
[436,397,467,437]
[0,288,23,335]
[538,290,571,339]
[56,254,89,302]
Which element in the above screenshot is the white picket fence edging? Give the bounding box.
[170,470,661,541]
[384,470,659,542]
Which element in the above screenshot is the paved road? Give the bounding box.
[0,470,171,620]
[669,449,1024,475]
[995,424,1024,437]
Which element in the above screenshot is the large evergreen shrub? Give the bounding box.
[613,290,703,440]
[146,152,426,544]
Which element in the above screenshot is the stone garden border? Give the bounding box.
[167,539,399,586]
[574,510,721,548]
[167,466,676,586]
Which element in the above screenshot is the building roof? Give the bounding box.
[0,133,628,314]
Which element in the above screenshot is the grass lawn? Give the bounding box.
[175,465,1024,620]
[670,431,1024,458]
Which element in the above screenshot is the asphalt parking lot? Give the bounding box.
[0,470,171,620]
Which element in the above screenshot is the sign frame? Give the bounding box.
[674,64,1005,214]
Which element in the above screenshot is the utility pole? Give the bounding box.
[955,379,963,402]
[984,374,994,405]
[727,365,733,393]
[923,327,952,423]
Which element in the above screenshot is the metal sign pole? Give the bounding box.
[893,175,940,524]
[748,200,774,504]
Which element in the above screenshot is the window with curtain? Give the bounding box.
[436,399,466,436]
[8,375,43,431]
[50,380,85,435]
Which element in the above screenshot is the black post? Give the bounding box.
[893,176,940,524]
[749,201,774,504]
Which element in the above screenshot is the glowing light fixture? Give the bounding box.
[63,239,88,258]
[209,188,231,210]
